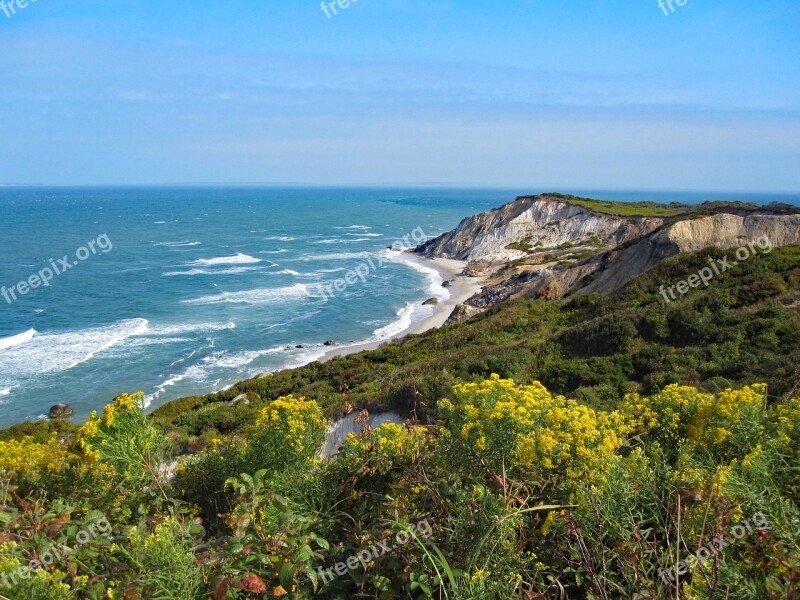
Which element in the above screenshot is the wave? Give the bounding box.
[379,250,451,301]
[190,253,261,266]
[261,248,288,254]
[181,284,310,305]
[0,319,149,385]
[372,303,418,340]
[145,322,236,336]
[334,225,371,230]
[265,236,295,241]
[154,241,202,247]
[273,269,301,276]
[300,251,373,262]
[145,345,288,405]
[163,266,263,276]
[314,237,378,244]
[0,329,37,351]
[347,233,383,237]
[283,303,421,370]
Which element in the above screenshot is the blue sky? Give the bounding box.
[1,0,798,190]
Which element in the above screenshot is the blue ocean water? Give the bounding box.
[0,187,798,427]
[0,187,515,426]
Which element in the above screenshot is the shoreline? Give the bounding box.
[316,253,485,362]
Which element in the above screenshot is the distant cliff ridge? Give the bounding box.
[413,194,800,316]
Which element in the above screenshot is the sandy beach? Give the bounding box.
[309,253,484,364]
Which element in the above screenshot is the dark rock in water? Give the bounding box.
[442,280,452,288]
[324,340,336,346]
[296,344,304,349]
[49,403,74,419]
[228,394,250,407]
[422,297,439,306]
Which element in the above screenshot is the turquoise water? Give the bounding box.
[1,187,798,427]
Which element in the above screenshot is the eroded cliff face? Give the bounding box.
[418,196,800,321]
[576,213,800,296]
[415,195,665,263]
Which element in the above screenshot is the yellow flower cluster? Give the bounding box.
[342,422,428,464]
[254,395,327,453]
[687,384,765,448]
[0,542,72,598]
[772,397,800,450]
[442,375,625,481]
[77,392,145,458]
[0,434,69,483]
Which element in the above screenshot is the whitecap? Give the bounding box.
[145,322,236,336]
[300,251,372,262]
[163,266,263,276]
[265,236,295,241]
[261,249,288,254]
[154,241,202,247]
[0,329,37,351]
[145,345,288,404]
[334,225,371,230]
[372,303,419,340]
[181,284,310,305]
[273,269,301,276]
[379,250,451,301]
[190,253,261,266]
[0,319,149,384]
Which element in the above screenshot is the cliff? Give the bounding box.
[415,195,665,263]
[414,194,800,316]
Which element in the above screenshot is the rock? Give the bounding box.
[228,394,250,407]
[296,344,304,349]
[463,263,489,277]
[422,297,439,306]
[442,280,452,288]
[445,304,484,325]
[49,403,74,419]
[324,340,336,346]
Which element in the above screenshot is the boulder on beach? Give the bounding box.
[324,340,336,346]
[422,297,439,306]
[49,403,74,419]
[442,280,453,288]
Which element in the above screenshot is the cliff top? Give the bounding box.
[518,192,800,218]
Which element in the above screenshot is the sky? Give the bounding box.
[0,0,798,190]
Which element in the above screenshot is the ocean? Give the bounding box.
[1,187,798,427]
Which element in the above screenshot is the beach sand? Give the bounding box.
[315,254,484,362]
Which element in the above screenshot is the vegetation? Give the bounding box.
[1,245,800,598]
[530,193,800,218]
[154,245,800,447]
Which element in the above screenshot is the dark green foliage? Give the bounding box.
[148,247,800,442]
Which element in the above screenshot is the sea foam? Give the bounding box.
[0,329,37,351]
[0,319,149,384]
[181,284,310,305]
[190,253,261,266]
